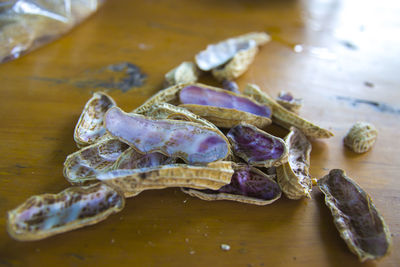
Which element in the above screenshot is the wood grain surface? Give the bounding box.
[0,0,399,266]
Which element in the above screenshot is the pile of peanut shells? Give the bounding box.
[7,32,389,262]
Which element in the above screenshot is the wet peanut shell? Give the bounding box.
[343,122,377,153]
[211,45,258,81]
[227,123,288,168]
[243,84,334,139]
[74,92,116,148]
[7,183,125,241]
[276,127,312,199]
[64,137,129,184]
[181,164,281,205]
[97,161,234,198]
[105,107,231,164]
[318,169,392,262]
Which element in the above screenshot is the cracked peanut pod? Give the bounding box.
[276,91,303,114]
[113,147,176,170]
[105,107,231,164]
[195,32,270,71]
[179,84,272,128]
[7,183,125,241]
[227,123,288,168]
[74,92,116,147]
[318,169,392,262]
[276,127,312,199]
[243,84,334,138]
[212,45,258,81]
[64,137,129,185]
[97,161,234,198]
[343,122,377,153]
[182,164,281,205]
[165,61,200,86]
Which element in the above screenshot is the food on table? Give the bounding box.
[318,169,391,262]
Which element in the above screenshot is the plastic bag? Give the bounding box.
[0,0,104,63]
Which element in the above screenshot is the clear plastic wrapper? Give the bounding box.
[0,0,104,63]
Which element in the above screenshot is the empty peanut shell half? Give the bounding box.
[74,92,116,147]
[211,44,258,81]
[276,127,312,199]
[227,123,288,168]
[318,169,391,262]
[179,84,272,128]
[182,164,281,205]
[343,122,377,153]
[195,32,270,71]
[105,107,231,164]
[97,161,234,198]
[64,137,129,184]
[165,61,200,86]
[243,84,333,138]
[7,183,125,241]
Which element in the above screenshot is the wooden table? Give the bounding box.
[0,0,398,266]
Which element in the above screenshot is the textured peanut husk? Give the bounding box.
[227,122,288,168]
[212,45,258,81]
[243,84,334,138]
[343,122,377,153]
[7,183,125,241]
[276,127,312,199]
[180,104,272,129]
[318,169,392,262]
[74,92,116,148]
[64,137,129,185]
[165,61,200,86]
[97,161,234,198]
[181,165,281,205]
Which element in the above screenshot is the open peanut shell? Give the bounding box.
[7,183,125,241]
[64,137,129,185]
[74,92,116,148]
[227,123,288,168]
[182,164,281,205]
[178,83,272,128]
[105,107,231,164]
[318,169,392,262]
[276,127,312,199]
[97,161,234,198]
